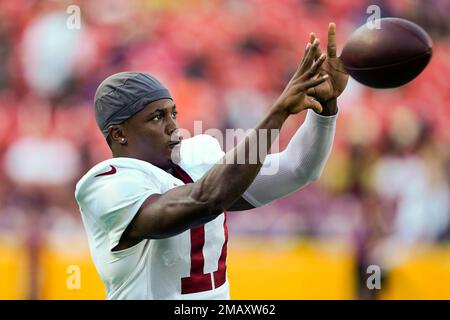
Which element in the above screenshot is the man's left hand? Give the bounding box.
[308,23,349,115]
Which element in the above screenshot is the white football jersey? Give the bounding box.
[75,134,230,300]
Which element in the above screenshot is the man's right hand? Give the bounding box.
[273,38,328,115]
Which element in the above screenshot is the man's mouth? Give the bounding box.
[168,140,181,148]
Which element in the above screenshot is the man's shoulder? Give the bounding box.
[180,134,224,168]
[75,158,167,200]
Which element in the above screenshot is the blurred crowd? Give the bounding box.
[0,0,449,298]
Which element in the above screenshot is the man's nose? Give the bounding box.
[166,118,179,137]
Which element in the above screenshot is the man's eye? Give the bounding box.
[152,114,163,121]
[171,111,178,118]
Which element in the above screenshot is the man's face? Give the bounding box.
[122,98,181,170]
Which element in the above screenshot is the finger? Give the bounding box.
[304,53,326,78]
[298,42,312,73]
[327,22,337,58]
[309,32,321,60]
[300,38,320,73]
[306,86,316,96]
[306,96,323,114]
[302,74,329,89]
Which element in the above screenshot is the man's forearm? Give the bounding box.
[190,108,289,213]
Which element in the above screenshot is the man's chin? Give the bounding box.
[169,145,181,164]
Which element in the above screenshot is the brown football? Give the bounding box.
[340,17,432,88]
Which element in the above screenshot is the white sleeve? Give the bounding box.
[242,110,337,207]
[76,167,162,251]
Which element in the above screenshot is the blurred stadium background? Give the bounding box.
[0,0,449,300]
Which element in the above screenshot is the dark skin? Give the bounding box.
[307,23,349,114]
[109,24,348,251]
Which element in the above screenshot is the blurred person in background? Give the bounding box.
[366,109,450,278]
[373,108,450,244]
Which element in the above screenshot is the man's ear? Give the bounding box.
[109,125,128,145]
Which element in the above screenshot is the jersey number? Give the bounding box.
[181,214,228,294]
[173,165,228,294]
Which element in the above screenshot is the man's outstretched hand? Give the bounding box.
[272,38,329,116]
[308,23,349,115]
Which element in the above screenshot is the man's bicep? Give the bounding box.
[113,193,162,251]
[120,183,215,243]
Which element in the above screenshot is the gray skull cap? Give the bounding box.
[94,72,172,138]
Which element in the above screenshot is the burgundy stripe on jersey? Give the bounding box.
[213,211,228,288]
